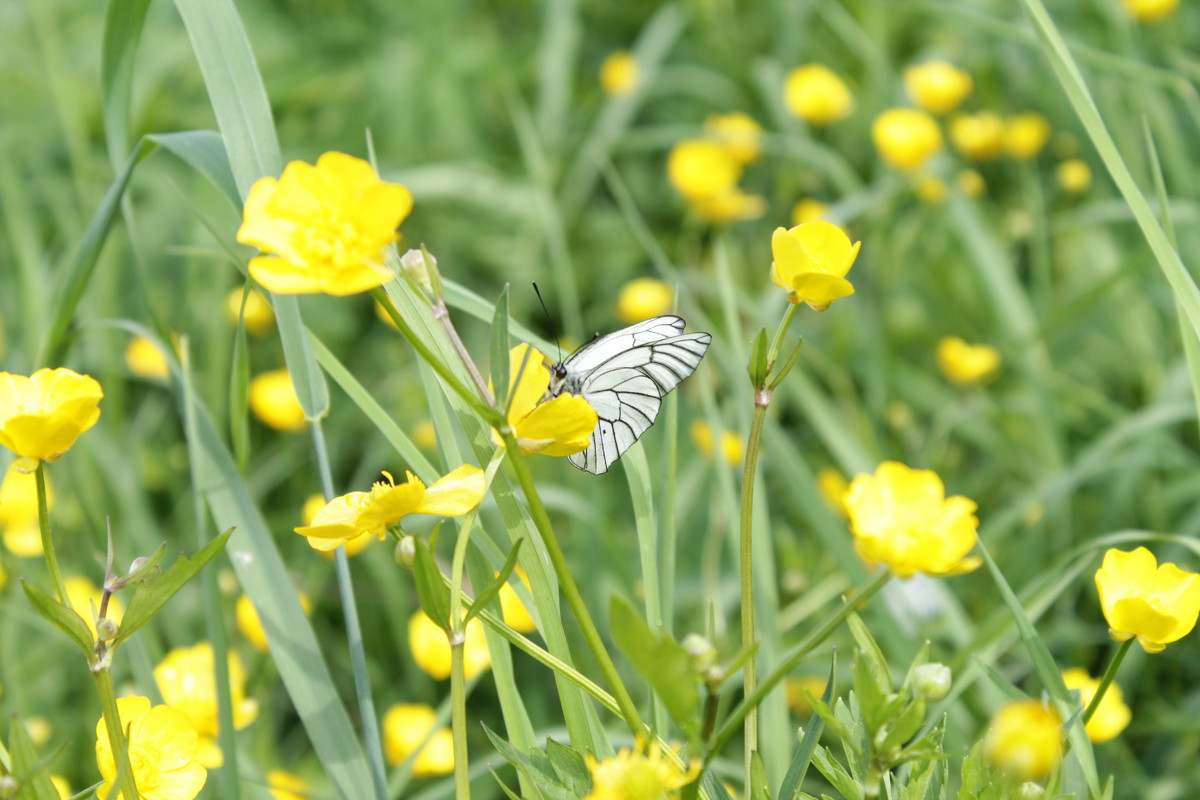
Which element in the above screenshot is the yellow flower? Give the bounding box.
[125,337,170,380]
[816,465,849,517]
[154,642,259,768]
[785,676,828,716]
[413,419,438,450]
[984,700,1062,781]
[498,566,538,633]
[237,591,313,652]
[382,703,454,776]
[667,140,742,201]
[600,51,639,96]
[266,769,309,800]
[844,461,981,579]
[0,368,103,469]
[1094,547,1200,653]
[948,112,1005,161]
[296,465,485,552]
[936,337,1000,385]
[0,463,50,556]
[299,492,373,559]
[1056,159,1091,194]
[65,576,124,640]
[617,278,675,324]
[1004,113,1051,159]
[1123,0,1178,21]
[236,152,413,296]
[872,108,943,171]
[1062,668,1131,744]
[956,169,985,197]
[914,174,947,205]
[769,221,861,311]
[704,112,763,165]
[25,716,51,745]
[408,610,491,680]
[95,695,208,800]
[791,198,828,227]
[498,343,597,457]
[248,369,306,431]
[224,288,275,336]
[904,61,973,114]
[689,187,767,223]
[783,64,854,125]
[689,419,743,466]
[50,775,70,800]
[583,739,700,800]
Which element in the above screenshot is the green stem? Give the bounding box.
[450,640,471,800]
[766,303,800,367]
[1080,638,1133,728]
[94,667,140,800]
[503,436,647,737]
[739,400,769,783]
[34,463,67,604]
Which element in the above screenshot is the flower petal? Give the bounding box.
[517,394,597,456]
[416,464,485,516]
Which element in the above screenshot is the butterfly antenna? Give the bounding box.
[532,282,562,364]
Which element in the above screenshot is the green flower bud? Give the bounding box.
[912,662,952,701]
[395,535,417,567]
[96,617,120,641]
[682,633,717,672]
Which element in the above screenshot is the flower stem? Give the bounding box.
[94,666,140,800]
[34,463,67,603]
[739,399,768,783]
[450,639,471,800]
[1080,638,1133,728]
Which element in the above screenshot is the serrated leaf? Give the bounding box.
[812,745,863,800]
[9,716,61,800]
[465,539,523,625]
[412,537,451,632]
[545,739,590,797]
[113,528,234,646]
[21,581,93,655]
[491,285,511,408]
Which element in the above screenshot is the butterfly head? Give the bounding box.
[547,361,570,398]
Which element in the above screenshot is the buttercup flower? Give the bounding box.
[498,343,597,457]
[872,108,942,171]
[0,368,103,469]
[617,278,675,324]
[300,492,372,559]
[95,695,208,800]
[236,152,413,296]
[296,465,485,551]
[791,198,828,227]
[1057,159,1092,193]
[785,675,828,716]
[1124,0,1178,20]
[237,591,313,652]
[154,642,259,768]
[1094,547,1200,653]
[783,64,853,125]
[1062,668,1131,743]
[382,703,454,775]
[224,287,275,336]
[983,700,1063,781]
[704,112,763,165]
[50,776,70,800]
[914,174,948,205]
[600,51,639,96]
[667,140,742,202]
[0,463,50,556]
[249,369,306,431]
[957,169,985,197]
[65,576,124,640]
[770,221,861,311]
[904,61,973,114]
[125,337,170,380]
[937,337,1000,385]
[498,566,538,633]
[1004,113,1051,159]
[844,461,981,579]
[816,465,849,517]
[266,769,309,800]
[689,419,743,466]
[949,112,1005,161]
[408,610,491,680]
[689,187,767,224]
[583,738,700,800]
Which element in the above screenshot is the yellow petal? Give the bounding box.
[504,343,552,424]
[517,394,597,456]
[416,464,485,516]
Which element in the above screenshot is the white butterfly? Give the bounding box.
[546,315,712,474]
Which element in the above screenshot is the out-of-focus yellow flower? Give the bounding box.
[791,199,828,227]
[956,169,985,197]
[937,337,1000,385]
[375,299,401,331]
[237,152,412,296]
[704,112,763,165]
[1057,159,1092,193]
[65,576,124,640]
[408,610,491,680]
[617,278,675,324]
[1095,547,1200,653]
[1062,668,1131,744]
[382,703,454,775]
[667,140,742,201]
[0,463,50,556]
[25,716,51,745]
[224,288,275,336]
[297,465,485,552]
[583,738,700,800]
[914,174,947,205]
[904,61,973,114]
[1004,113,1051,159]
[248,369,306,431]
[50,775,70,800]
[125,337,170,380]
[496,343,597,457]
[783,64,854,125]
[983,700,1062,781]
[845,461,981,579]
[237,591,314,652]
[154,642,259,768]
[498,566,537,633]
[266,769,309,800]
[689,419,743,466]
[872,108,942,171]
[96,695,208,800]
[949,112,1005,161]
[770,221,861,311]
[413,419,438,450]
[0,561,6,592]
[0,368,103,470]
[690,187,767,223]
[816,466,849,517]
[1123,0,1178,21]
[785,676,828,716]
[599,51,639,96]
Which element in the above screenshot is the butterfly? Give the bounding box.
[546,315,712,474]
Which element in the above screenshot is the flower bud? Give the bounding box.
[128,556,150,574]
[395,535,417,568]
[0,775,18,799]
[1017,782,1045,800]
[681,633,717,672]
[400,248,436,291]
[96,617,120,641]
[912,662,952,701]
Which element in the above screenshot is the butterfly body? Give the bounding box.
[546,315,711,474]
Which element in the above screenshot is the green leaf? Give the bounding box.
[481,726,576,800]
[778,651,837,800]
[767,337,805,391]
[702,771,736,800]
[491,284,511,409]
[412,537,452,632]
[545,739,591,798]
[811,745,864,800]
[148,130,240,208]
[465,539,524,625]
[879,699,926,756]
[8,717,60,800]
[750,751,771,800]
[747,328,769,388]
[101,0,152,163]
[113,528,234,646]
[21,581,93,656]
[229,285,252,472]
